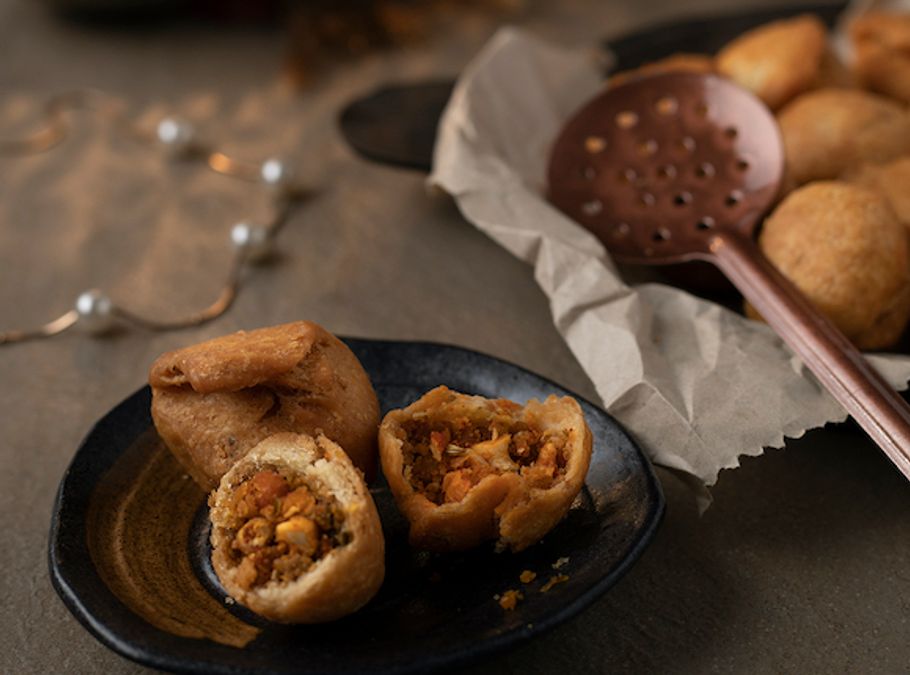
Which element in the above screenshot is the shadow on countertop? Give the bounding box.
[466,425,910,674]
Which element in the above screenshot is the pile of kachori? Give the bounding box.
[611,11,910,348]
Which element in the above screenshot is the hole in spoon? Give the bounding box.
[640,192,656,207]
[652,228,671,242]
[616,111,638,129]
[613,222,630,238]
[725,190,743,207]
[696,216,715,230]
[585,136,607,153]
[736,157,750,172]
[655,96,678,116]
[637,139,658,156]
[695,162,715,179]
[678,136,696,153]
[656,164,677,180]
[582,199,603,216]
[673,192,692,206]
[724,127,738,140]
[618,168,637,183]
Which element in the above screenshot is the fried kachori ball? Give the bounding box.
[814,46,857,90]
[150,321,380,491]
[845,156,910,227]
[608,52,714,88]
[777,88,910,188]
[748,182,910,350]
[850,12,910,104]
[716,14,827,110]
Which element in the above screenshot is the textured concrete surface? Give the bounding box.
[1,0,907,673]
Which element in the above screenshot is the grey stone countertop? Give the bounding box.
[1,0,907,672]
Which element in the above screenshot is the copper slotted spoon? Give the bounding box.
[547,72,910,480]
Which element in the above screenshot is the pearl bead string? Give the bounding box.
[0,90,308,345]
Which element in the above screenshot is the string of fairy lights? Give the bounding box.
[0,89,308,346]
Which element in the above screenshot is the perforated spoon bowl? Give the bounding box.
[548,72,910,480]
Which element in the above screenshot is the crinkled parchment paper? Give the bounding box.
[429,26,910,493]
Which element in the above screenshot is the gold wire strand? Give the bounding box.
[0,125,67,155]
[0,310,79,345]
[0,89,127,156]
[109,257,244,332]
[206,151,262,181]
[0,88,307,346]
[268,193,302,236]
[1,89,279,177]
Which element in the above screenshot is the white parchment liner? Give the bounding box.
[429,26,910,493]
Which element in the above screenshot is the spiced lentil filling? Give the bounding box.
[398,409,569,505]
[223,468,351,591]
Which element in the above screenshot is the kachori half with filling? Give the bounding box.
[379,386,592,553]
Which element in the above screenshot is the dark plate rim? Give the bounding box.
[49,337,665,675]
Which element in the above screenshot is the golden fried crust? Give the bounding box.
[608,53,714,88]
[149,321,380,490]
[851,12,910,103]
[716,14,827,110]
[777,88,910,188]
[814,46,857,90]
[209,433,385,623]
[379,386,593,553]
[150,322,321,392]
[750,182,910,349]
[845,156,910,227]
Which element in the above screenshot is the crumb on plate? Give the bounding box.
[498,589,523,610]
[540,574,570,593]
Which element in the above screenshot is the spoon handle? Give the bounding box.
[710,231,910,480]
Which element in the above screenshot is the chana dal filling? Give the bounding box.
[399,409,569,505]
[224,469,350,591]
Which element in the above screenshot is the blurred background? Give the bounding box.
[10,2,910,675]
[2,0,808,95]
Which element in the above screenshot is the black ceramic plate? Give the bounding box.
[50,339,664,674]
[338,2,845,172]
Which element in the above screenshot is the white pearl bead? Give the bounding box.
[75,289,116,335]
[260,158,292,188]
[231,222,272,262]
[156,116,195,154]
